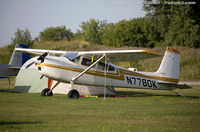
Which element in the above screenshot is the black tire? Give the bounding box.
[67,89,79,99]
[41,88,53,96]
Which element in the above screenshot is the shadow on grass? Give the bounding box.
[116,91,200,99]
[0,121,44,126]
[0,86,31,93]
[0,88,199,99]
[0,89,14,93]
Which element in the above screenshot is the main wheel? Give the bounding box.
[41,88,53,96]
[67,89,79,99]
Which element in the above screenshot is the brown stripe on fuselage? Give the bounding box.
[39,63,178,83]
[39,63,125,80]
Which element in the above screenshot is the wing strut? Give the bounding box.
[70,54,106,86]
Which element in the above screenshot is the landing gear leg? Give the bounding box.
[70,81,74,89]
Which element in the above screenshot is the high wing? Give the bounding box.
[78,50,161,62]
[15,48,161,62]
[15,48,66,56]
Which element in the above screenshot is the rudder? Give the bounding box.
[9,44,30,67]
[155,47,180,83]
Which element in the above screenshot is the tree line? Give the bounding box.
[9,0,200,49]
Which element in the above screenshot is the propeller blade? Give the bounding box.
[37,52,48,63]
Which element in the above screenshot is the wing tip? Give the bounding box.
[141,50,161,56]
[166,47,180,54]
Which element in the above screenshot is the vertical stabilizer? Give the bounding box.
[155,47,180,83]
[9,44,30,67]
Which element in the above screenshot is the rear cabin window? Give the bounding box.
[108,64,115,71]
[97,62,115,71]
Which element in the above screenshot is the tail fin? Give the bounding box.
[155,47,180,83]
[9,44,30,67]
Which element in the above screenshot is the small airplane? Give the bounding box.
[0,44,30,82]
[15,47,191,98]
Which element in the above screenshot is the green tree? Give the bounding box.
[101,23,116,46]
[80,19,106,44]
[39,26,73,41]
[164,5,200,47]
[143,0,171,40]
[8,28,33,55]
[74,30,84,41]
[142,18,161,48]
[101,18,157,48]
[143,0,200,48]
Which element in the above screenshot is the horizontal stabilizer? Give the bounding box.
[158,82,192,89]
[10,67,21,69]
[0,75,9,78]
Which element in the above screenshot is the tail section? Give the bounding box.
[9,44,30,68]
[155,47,180,83]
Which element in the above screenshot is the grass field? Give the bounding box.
[0,78,200,132]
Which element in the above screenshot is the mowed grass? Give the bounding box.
[0,78,200,132]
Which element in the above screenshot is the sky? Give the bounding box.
[0,0,145,47]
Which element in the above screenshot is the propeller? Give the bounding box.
[37,52,48,63]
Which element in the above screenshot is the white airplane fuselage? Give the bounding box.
[36,53,178,91]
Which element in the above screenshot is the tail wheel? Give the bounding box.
[67,89,79,99]
[41,88,53,96]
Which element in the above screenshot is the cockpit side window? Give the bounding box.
[80,57,115,71]
[81,58,93,66]
[97,62,105,70]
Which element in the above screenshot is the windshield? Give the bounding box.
[62,52,78,59]
[62,52,79,63]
